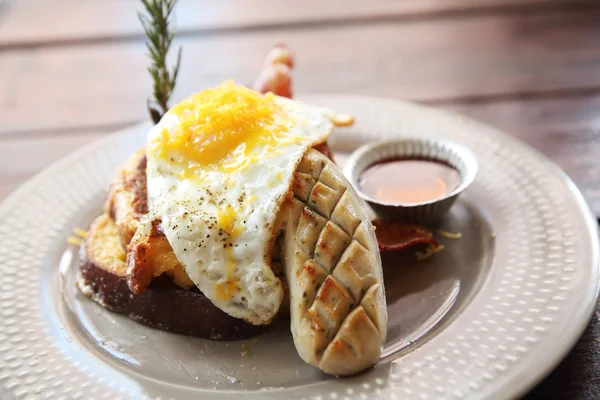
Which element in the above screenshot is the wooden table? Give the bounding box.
[1,0,599,397]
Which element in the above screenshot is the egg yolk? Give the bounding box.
[149,81,301,179]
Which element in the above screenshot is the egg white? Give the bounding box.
[143,94,336,325]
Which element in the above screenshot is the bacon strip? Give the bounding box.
[253,44,294,98]
[372,219,440,253]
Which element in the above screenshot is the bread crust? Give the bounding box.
[77,214,266,340]
[106,148,148,247]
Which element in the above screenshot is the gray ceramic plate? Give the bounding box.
[0,96,598,400]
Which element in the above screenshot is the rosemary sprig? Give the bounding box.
[138,0,182,123]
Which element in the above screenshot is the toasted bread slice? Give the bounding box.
[76,214,266,340]
[106,148,148,248]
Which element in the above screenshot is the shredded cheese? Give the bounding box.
[331,113,354,127]
[149,81,301,180]
[416,243,444,261]
[73,227,88,238]
[438,230,462,239]
[67,236,83,246]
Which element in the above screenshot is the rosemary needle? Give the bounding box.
[138,0,182,123]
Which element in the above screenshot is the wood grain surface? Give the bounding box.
[444,94,600,216]
[524,311,600,399]
[1,0,599,398]
[3,7,600,134]
[0,0,591,48]
[0,132,109,186]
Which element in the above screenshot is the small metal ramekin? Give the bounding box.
[344,138,478,224]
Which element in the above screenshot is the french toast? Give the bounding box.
[77,213,265,339]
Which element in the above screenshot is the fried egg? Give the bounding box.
[143,81,341,325]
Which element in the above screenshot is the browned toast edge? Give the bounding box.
[76,216,267,340]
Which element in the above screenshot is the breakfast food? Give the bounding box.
[77,47,387,375]
[253,44,293,98]
[79,214,264,339]
[372,219,440,252]
[277,149,386,375]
